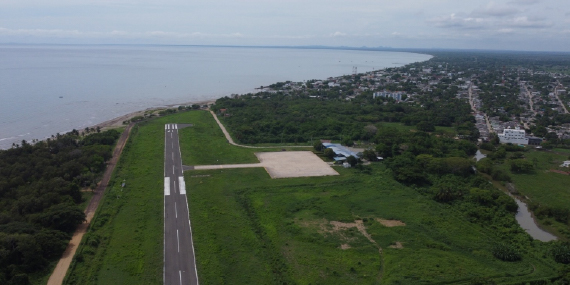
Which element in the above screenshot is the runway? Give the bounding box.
[164,123,198,285]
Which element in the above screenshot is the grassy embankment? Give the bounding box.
[495,149,570,239]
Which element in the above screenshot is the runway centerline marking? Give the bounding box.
[179,271,182,285]
[175,202,177,218]
[177,230,180,252]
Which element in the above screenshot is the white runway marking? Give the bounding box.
[172,165,175,175]
[179,271,182,285]
[177,230,180,252]
[174,124,177,129]
[178,176,186,195]
[164,177,170,196]
[174,180,176,194]
[165,125,167,130]
[175,202,177,218]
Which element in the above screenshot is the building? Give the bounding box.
[498,127,529,145]
[322,143,361,159]
[561,161,570,168]
[373,91,405,101]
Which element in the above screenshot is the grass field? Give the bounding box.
[64,110,559,284]
[178,111,311,165]
[187,165,557,284]
[499,150,570,210]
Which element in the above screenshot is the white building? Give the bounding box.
[561,161,570,168]
[373,91,405,101]
[498,127,529,145]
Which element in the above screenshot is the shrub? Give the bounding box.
[492,243,521,262]
[552,242,570,264]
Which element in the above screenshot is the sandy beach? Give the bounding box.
[92,99,216,130]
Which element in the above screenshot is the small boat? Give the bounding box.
[59,96,63,98]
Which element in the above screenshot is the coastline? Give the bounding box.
[90,99,216,131]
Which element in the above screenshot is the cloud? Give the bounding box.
[329,31,346,37]
[508,0,541,5]
[472,2,520,17]
[427,14,487,29]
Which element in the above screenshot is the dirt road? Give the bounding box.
[47,123,135,285]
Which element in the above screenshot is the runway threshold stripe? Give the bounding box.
[174,124,178,130]
[178,176,186,195]
[164,177,170,195]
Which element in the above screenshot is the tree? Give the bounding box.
[510,159,534,173]
[417,121,435,132]
[324,148,335,159]
[313,141,324,152]
[346,155,358,167]
[362,149,377,161]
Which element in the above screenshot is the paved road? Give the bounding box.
[164,123,199,285]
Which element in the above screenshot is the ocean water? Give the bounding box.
[0,45,431,149]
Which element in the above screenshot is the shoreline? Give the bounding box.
[88,99,216,131]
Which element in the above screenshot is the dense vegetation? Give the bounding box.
[212,88,477,145]
[0,129,120,284]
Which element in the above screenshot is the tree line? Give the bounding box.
[0,129,120,284]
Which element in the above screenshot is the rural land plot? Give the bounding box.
[186,165,557,284]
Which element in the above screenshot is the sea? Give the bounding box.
[0,44,431,149]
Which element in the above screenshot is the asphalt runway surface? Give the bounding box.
[164,123,198,285]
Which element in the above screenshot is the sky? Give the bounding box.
[1,0,569,51]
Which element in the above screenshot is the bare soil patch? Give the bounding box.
[193,151,339,179]
[389,242,404,249]
[376,218,406,227]
[340,244,352,250]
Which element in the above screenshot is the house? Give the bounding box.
[561,161,570,168]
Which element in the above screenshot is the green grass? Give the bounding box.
[499,150,570,210]
[64,110,558,284]
[64,112,199,284]
[178,110,311,165]
[187,165,557,284]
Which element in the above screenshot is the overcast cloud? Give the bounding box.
[1,0,569,51]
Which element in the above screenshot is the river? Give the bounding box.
[474,150,557,241]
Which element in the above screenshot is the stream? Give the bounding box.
[474,150,557,242]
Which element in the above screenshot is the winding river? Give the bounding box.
[474,150,557,242]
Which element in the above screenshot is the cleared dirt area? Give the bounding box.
[192,151,339,179]
[376,218,406,227]
[256,151,339,178]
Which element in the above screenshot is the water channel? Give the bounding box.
[473,150,557,242]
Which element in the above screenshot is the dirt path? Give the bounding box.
[209,110,308,149]
[47,123,135,285]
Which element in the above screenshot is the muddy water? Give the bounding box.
[511,195,557,242]
[474,150,487,162]
[474,150,557,242]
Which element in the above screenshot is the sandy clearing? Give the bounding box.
[376,218,406,227]
[191,151,339,179]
